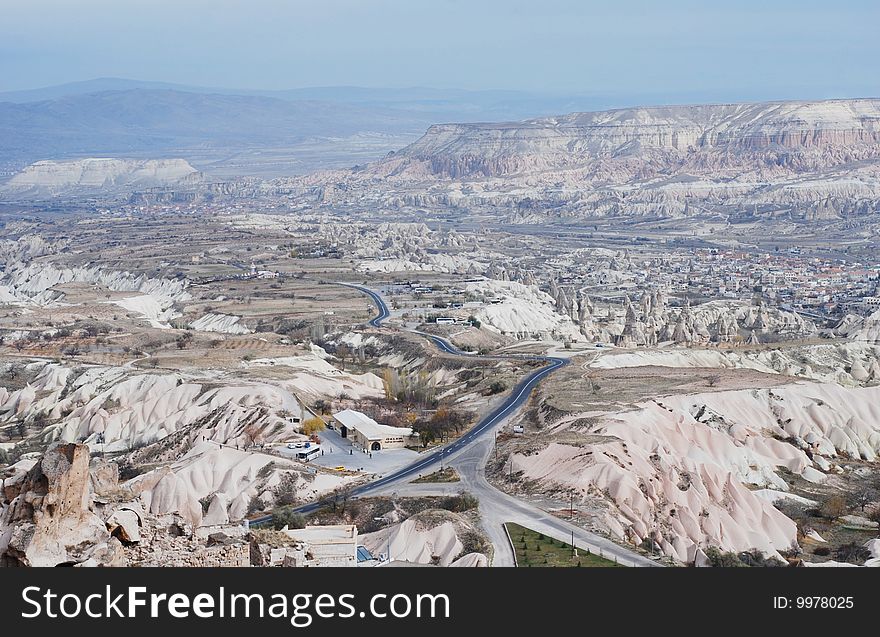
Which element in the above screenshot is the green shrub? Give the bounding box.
[441,491,479,513]
[271,507,306,531]
[487,380,507,395]
[704,546,747,567]
[248,496,266,515]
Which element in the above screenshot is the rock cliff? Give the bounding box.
[284,98,880,223]
[3,158,200,195]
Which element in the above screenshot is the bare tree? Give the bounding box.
[820,495,848,520]
[849,486,878,512]
[335,344,352,370]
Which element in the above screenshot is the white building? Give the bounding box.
[279,525,358,567]
[332,409,417,451]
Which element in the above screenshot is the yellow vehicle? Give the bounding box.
[334,466,346,471]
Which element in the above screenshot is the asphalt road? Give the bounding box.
[252,284,660,566]
[251,284,566,520]
[326,283,568,494]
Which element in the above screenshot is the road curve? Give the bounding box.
[253,283,566,520]
[252,283,660,566]
[339,285,567,490]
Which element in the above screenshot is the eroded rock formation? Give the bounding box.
[0,443,123,566]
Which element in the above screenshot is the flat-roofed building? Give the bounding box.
[332,409,416,451]
[279,525,358,567]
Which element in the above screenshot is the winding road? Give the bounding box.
[256,283,659,567]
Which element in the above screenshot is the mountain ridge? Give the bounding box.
[0,83,612,178]
[287,97,880,224]
[2,158,200,195]
[392,98,880,178]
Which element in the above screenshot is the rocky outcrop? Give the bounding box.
[281,98,880,223]
[391,100,880,179]
[0,261,191,307]
[3,158,201,195]
[0,444,253,567]
[0,443,123,566]
[847,309,880,344]
[359,509,490,567]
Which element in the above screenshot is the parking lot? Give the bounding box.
[290,425,420,476]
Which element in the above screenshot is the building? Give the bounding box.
[332,409,417,451]
[273,525,358,567]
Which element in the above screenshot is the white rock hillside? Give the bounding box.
[3,158,200,194]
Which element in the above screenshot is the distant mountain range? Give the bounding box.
[0,79,605,179]
[5,81,880,226]
[0,77,590,114]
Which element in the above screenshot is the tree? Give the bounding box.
[271,507,305,530]
[335,344,352,370]
[430,407,452,442]
[820,495,848,520]
[704,547,747,567]
[176,332,193,349]
[441,491,478,513]
[848,486,878,512]
[301,417,326,435]
[313,399,329,415]
[329,486,354,514]
[248,496,266,515]
[487,380,507,395]
[429,408,471,441]
[275,473,300,506]
[417,427,436,449]
[835,542,871,564]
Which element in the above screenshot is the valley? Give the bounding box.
[1,96,879,569]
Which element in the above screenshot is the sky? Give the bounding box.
[1,0,878,102]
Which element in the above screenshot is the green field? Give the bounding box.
[505,523,625,567]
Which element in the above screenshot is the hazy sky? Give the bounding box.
[2,0,878,101]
